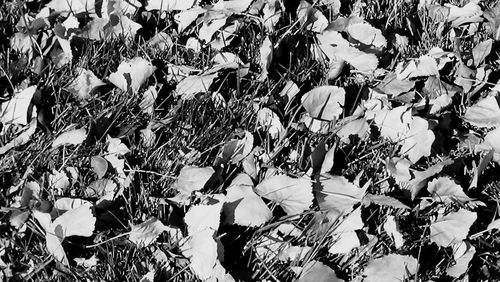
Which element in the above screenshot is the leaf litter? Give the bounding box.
[2,0,500,281]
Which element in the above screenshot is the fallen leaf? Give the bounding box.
[145,0,196,11]
[362,194,410,210]
[427,176,471,204]
[0,86,37,129]
[52,128,87,148]
[172,166,215,195]
[463,96,500,128]
[297,1,328,33]
[372,106,411,142]
[328,231,360,254]
[315,174,366,217]
[129,217,167,247]
[383,216,404,248]
[175,74,218,100]
[297,260,343,282]
[399,116,435,163]
[362,254,418,282]
[258,36,273,80]
[33,204,96,265]
[91,156,108,179]
[472,39,493,67]
[184,194,224,234]
[108,57,156,94]
[223,174,272,227]
[255,174,313,215]
[0,119,37,155]
[66,68,105,100]
[346,22,386,50]
[446,242,475,278]
[256,108,284,139]
[301,86,345,121]
[430,209,477,247]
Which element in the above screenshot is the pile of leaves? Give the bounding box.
[2,0,500,281]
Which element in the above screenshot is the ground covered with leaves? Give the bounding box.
[2,0,500,281]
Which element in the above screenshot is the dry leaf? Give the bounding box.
[430,209,477,247]
[175,74,218,100]
[66,68,105,100]
[301,86,345,121]
[172,166,215,195]
[255,174,313,215]
[52,128,87,148]
[463,96,500,128]
[0,86,37,129]
[223,174,272,227]
[129,217,167,247]
[362,254,418,282]
[108,57,155,94]
[427,176,471,204]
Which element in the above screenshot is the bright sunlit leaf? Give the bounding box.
[255,174,313,215]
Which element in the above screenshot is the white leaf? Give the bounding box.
[107,136,130,156]
[174,8,206,33]
[383,216,404,248]
[52,128,87,148]
[472,39,492,67]
[175,74,218,100]
[362,254,418,282]
[66,68,105,100]
[145,0,196,11]
[386,157,412,182]
[129,217,167,247]
[362,194,410,210]
[297,1,328,33]
[199,17,227,42]
[316,174,366,217]
[256,108,284,139]
[185,195,224,234]
[336,118,370,143]
[0,86,36,129]
[0,119,37,155]
[52,204,96,238]
[446,242,476,278]
[463,96,500,128]
[45,0,97,14]
[301,86,345,121]
[51,198,92,217]
[430,209,477,247]
[108,57,155,94]
[74,255,98,269]
[427,176,471,204]
[346,22,386,50]
[172,166,215,195]
[139,86,158,114]
[297,261,343,282]
[91,156,108,179]
[48,170,70,193]
[255,174,313,215]
[258,36,273,80]
[328,231,360,254]
[223,174,272,227]
[395,55,439,79]
[180,229,218,280]
[400,116,435,163]
[107,14,142,41]
[372,106,411,142]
